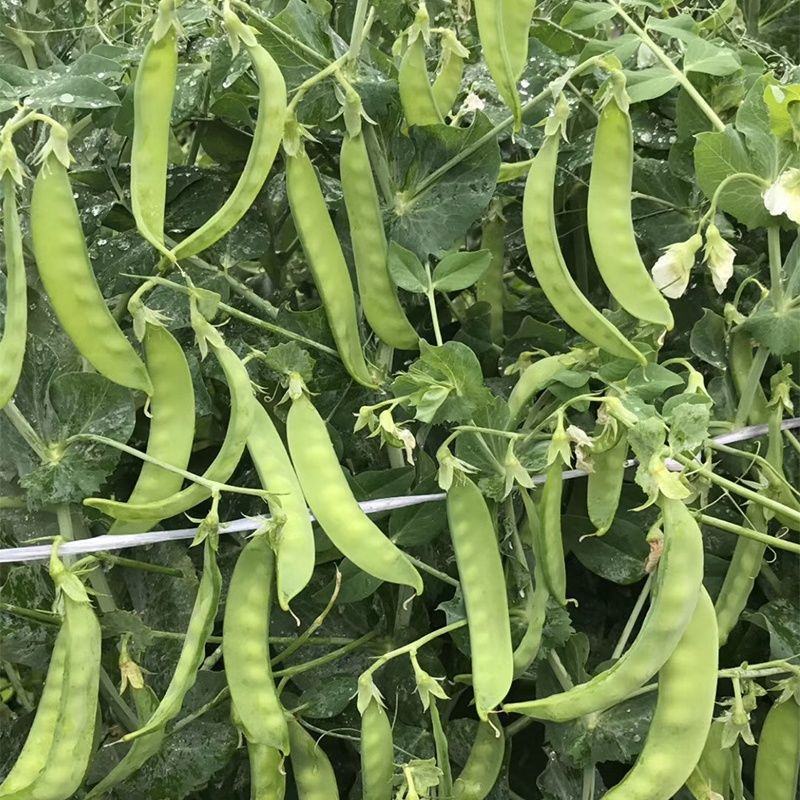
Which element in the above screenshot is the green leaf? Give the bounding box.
[737,305,800,355]
[388,241,429,293]
[683,38,740,76]
[297,675,357,718]
[623,67,680,103]
[431,249,491,292]
[559,1,616,31]
[627,364,684,403]
[690,309,727,369]
[28,75,121,110]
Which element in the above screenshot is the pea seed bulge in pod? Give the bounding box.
[0,1,799,798]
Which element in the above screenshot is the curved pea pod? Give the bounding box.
[398,35,442,127]
[446,475,513,719]
[361,699,394,800]
[109,324,196,535]
[285,148,377,388]
[522,136,646,365]
[30,155,152,394]
[85,341,254,522]
[452,721,505,800]
[715,505,766,646]
[247,742,286,800]
[131,0,178,255]
[122,536,221,742]
[171,16,286,260]
[340,132,418,351]
[6,592,102,800]
[587,98,674,329]
[601,588,718,800]
[507,354,571,423]
[520,470,566,606]
[476,203,505,344]
[247,402,315,611]
[587,433,628,536]
[504,496,704,721]
[287,716,340,799]
[286,392,422,594]
[0,625,69,794]
[473,0,536,130]
[223,533,289,753]
[754,697,800,800]
[0,174,26,411]
[430,30,466,117]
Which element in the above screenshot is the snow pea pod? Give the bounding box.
[446,475,513,719]
[522,135,645,365]
[430,29,466,117]
[131,0,178,256]
[85,338,254,522]
[247,742,286,800]
[533,465,567,605]
[601,588,718,800]
[398,35,441,127]
[587,96,674,329]
[170,7,286,261]
[361,699,394,800]
[452,721,505,800]
[0,170,26,410]
[686,720,734,800]
[109,324,196,535]
[247,402,314,611]
[122,535,221,742]
[287,391,422,593]
[287,716,339,799]
[477,201,505,344]
[223,532,289,753]
[31,155,152,394]
[586,433,628,536]
[285,146,377,388]
[340,131,418,350]
[504,496,703,721]
[473,0,536,129]
[754,697,800,800]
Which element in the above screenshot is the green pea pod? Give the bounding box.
[85,340,254,522]
[522,136,646,365]
[287,716,340,799]
[247,402,315,611]
[504,496,703,721]
[0,625,69,793]
[31,155,153,394]
[728,332,769,423]
[601,588,718,800]
[686,720,734,800]
[716,505,766,647]
[524,466,566,605]
[285,148,377,388]
[508,351,589,423]
[476,202,505,344]
[247,742,286,800]
[171,11,286,260]
[84,686,165,800]
[131,0,178,255]
[4,574,102,800]
[473,0,536,130]
[430,30,466,117]
[587,433,628,536]
[398,35,442,127]
[0,173,26,410]
[512,560,548,678]
[361,699,394,800]
[224,533,289,753]
[452,721,505,800]
[286,392,422,594]
[754,697,800,800]
[587,97,674,329]
[109,324,196,535]
[122,536,221,742]
[340,132,418,350]
[446,475,513,719]
[498,158,534,183]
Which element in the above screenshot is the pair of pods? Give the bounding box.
[0,556,101,800]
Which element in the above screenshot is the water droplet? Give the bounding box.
[59,93,75,104]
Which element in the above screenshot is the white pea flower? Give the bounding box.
[763,168,800,224]
[703,224,736,294]
[651,234,703,299]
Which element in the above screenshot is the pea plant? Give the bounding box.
[0,0,798,798]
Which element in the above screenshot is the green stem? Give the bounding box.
[346,0,370,64]
[606,0,726,132]
[287,55,347,113]
[273,630,379,678]
[733,346,769,428]
[611,575,653,660]
[708,440,799,501]
[404,554,459,588]
[426,275,444,345]
[767,226,784,308]
[219,269,280,319]
[698,172,769,231]
[697,513,800,555]
[95,552,186,577]
[2,402,48,461]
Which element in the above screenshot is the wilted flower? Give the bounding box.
[763,168,800,224]
[703,223,735,293]
[652,234,703,298]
